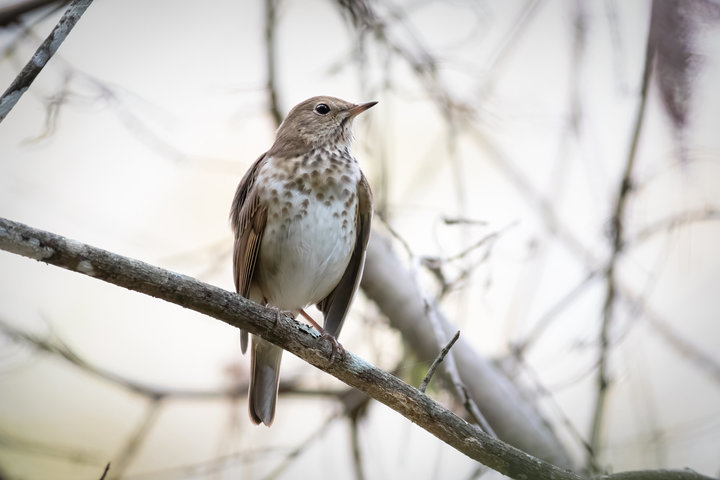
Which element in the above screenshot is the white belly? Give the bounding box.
[254,186,358,311]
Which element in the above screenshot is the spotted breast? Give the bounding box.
[249,146,361,312]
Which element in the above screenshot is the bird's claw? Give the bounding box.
[265,304,293,325]
[321,332,345,363]
[297,308,345,362]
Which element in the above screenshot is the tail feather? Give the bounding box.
[249,335,283,426]
[240,329,248,354]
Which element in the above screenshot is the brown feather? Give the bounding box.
[230,153,269,353]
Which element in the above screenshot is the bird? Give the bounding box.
[229,96,376,426]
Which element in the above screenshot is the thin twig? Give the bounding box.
[477,0,544,99]
[423,298,497,438]
[0,0,65,27]
[110,398,163,479]
[451,224,513,262]
[504,354,600,472]
[262,413,340,480]
[617,288,720,385]
[375,212,414,260]
[0,0,93,123]
[588,6,657,468]
[98,462,110,480]
[349,415,366,480]
[628,207,720,248]
[442,216,488,226]
[0,430,102,465]
[264,0,282,127]
[460,384,496,438]
[511,270,600,357]
[122,448,283,479]
[0,316,298,400]
[419,330,460,393]
[0,1,68,57]
[378,216,498,436]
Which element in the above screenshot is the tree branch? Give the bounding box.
[0,216,583,480]
[589,5,657,465]
[361,233,576,468]
[0,0,93,123]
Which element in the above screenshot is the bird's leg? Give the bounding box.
[299,309,345,362]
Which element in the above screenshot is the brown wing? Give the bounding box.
[317,173,373,338]
[230,153,269,353]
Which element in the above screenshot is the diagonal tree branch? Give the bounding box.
[0,216,582,480]
[0,0,93,123]
[1,219,716,480]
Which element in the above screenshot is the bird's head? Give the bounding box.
[270,96,377,155]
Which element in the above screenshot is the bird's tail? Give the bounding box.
[248,336,283,426]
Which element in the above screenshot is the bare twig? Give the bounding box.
[628,207,720,248]
[0,0,93,123]
[110,399,163,479]
[617,289,720,385]
[0,317,358,407]
[98,462,110,480]
[477,0,544,99]
[349,415,366,480]
[121,448,282,479]
[511,270,600,356]
[0,0,64,27]
[442,217,488,226]
[334,0,470,123]
[422,299,496,437]
[0,317,243,399]
[419,329,460,393]
[264,0,282,127]
[646,314,720,384]
[0,430,102,465]
[439,223,515,264]
[588,6,657,467]
[459,384,496,438]
[262,413,340,480]
[0,216,585,480]
[341,387,370,480]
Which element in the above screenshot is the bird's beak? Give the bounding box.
[347,101,378,117]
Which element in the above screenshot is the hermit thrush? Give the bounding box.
[230,96,376,426]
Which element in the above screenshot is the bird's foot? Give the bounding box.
[264,304,294,325]
[299,309,345,362]
[321,331,346,363]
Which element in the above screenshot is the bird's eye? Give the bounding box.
[314,103,330,115]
